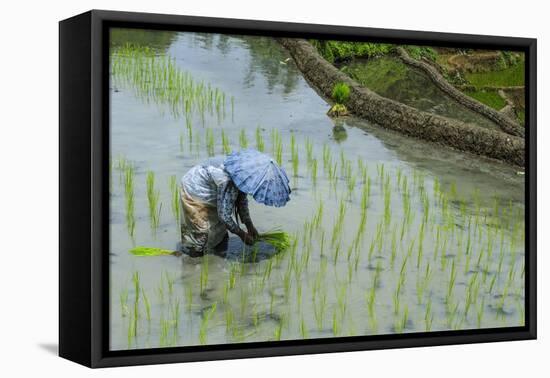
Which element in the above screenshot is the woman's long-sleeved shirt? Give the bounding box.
[181,156,252,235]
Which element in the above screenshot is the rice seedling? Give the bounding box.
[123,163,135,237]
[141,289,151,322]
[446,260,457,302]
[221,129,231,154]
[416,221,425,269]
[111,44,227,122]
[346,168,357,199]
[322,144,332,172]
[394,304,409,333]
[331,199,347,248]
[120,288,129,317]
[169,175,180,224]
[299,316,309,338]
[171,299,181,329]
[146,171,162,231]
[200,255,210,296]
[255,126,265,152]
[390,226,398,269]
[205,128,215,156]
[185,284,193,312]
[332,309,340,336]
[239,129,249,149]
[199,303,217,345]
[257,231,291,253]
[290,134,299,178]
[425,297,434,331]
[311,158,318,186]
[274,316,285,341]
[132,271,140,336]
[336,283,348,318]
[127,312,136,348]
[305,139,314,166]
[416,263,432,305]
[383,175,392,226]
[312,200,324,230]
[476,297,485,328]
[275,138,283,166]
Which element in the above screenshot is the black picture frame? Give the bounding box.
[59,9,537,368]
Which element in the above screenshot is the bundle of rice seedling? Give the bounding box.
[129,246,177,257]
[257,231,291,252]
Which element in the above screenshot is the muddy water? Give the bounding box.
[109,30,525,350]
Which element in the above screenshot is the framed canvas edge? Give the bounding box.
[61,9,537,368]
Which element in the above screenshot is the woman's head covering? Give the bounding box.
[224,148,291,207]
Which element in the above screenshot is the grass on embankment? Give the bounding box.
[465,61,525,88]
[462,89,507,110]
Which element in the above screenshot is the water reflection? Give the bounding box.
[342,57,499,129]
[110,27,178,52]
[239,36,300,95]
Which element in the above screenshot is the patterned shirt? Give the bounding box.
[181,156,252,235]
[217,181,252,234]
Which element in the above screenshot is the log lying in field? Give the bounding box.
[395,47,524,138]
[278,38,524,167]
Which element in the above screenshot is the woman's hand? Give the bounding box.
[239,230,255,245]
[246,223,259,240]
[242,232,255,246]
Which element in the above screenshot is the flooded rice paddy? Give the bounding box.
[109,30,525,350]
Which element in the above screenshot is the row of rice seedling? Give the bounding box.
[111,43,228,124]
[114,118,525,349]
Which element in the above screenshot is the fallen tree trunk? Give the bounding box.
[278,38,524,167]
[395,47,524,138]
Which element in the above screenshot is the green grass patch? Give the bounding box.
[465,61,525,87]
[332,82,350,104]
[463,89,506,110]
[311,40,393,63]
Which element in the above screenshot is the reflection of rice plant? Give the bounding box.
[255,126,265,152]
[146,171,162,230]
[290,134,299,178]
[322,144,332,173]
[169,175,180,224]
